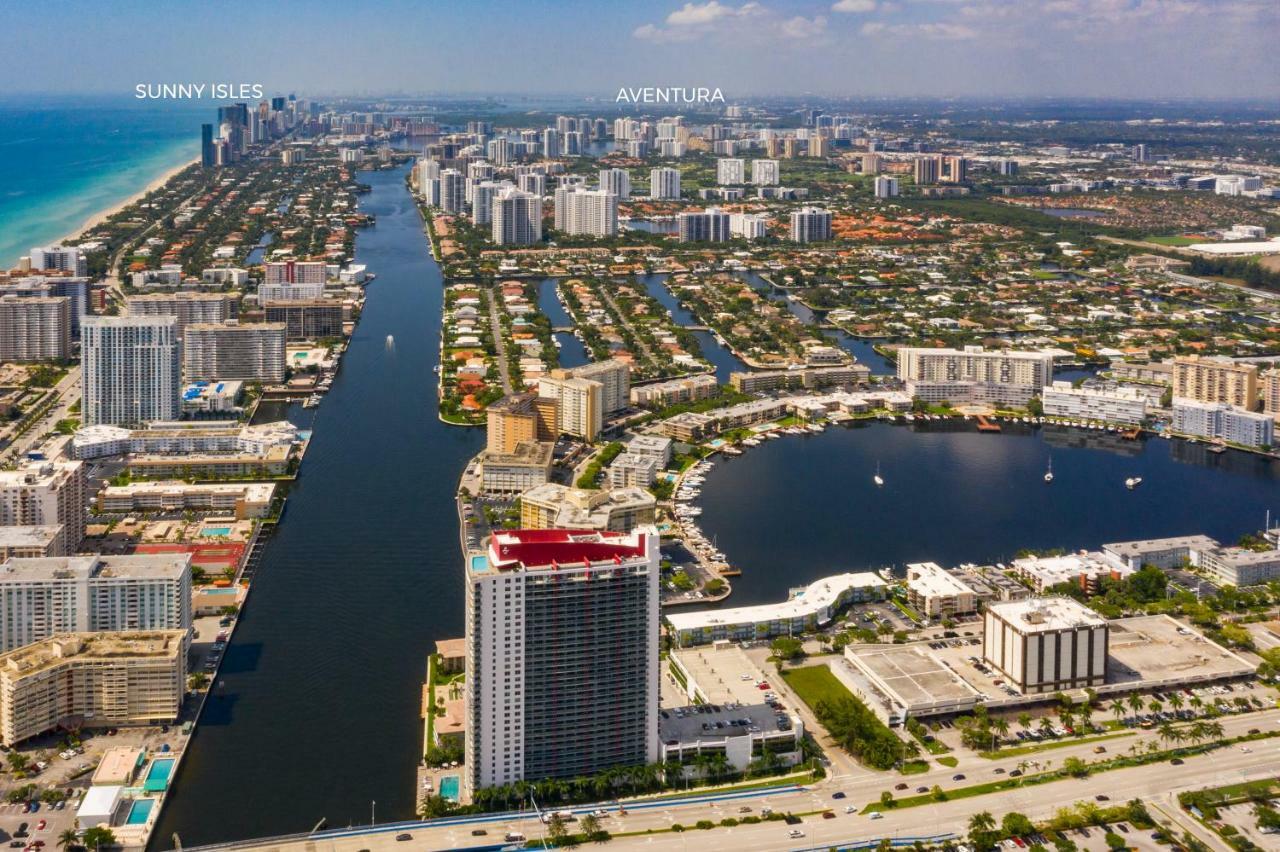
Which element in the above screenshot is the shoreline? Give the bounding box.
[67,156,199,243]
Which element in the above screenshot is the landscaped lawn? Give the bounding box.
[781,664,857,709]
[1142,234,1200,246]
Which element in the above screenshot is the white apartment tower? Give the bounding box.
[182,322,287,384]
[0,459,86,557]
[81,316,180,427]
[750,159,780,186]
[716,158,745,185]
[491,188,543,245]
[464,527,660,795]
[556,189,618,237]
[598,168,631,199]
[0,553,192,652]
[649,167,681,200]
[790,207,833,243]
[0,295,71,362]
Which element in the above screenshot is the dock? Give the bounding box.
[976,415,1002,432]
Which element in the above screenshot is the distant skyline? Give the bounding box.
[4,0,1278,101]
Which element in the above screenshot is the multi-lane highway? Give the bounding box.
[177,708,1280,852]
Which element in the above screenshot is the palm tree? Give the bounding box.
[1127,693,1145,720]
[56,829,79,852]
[1018,712,1033,731]
[1110,701,1125,727]
[1039,716,1056,737]
[969,810,997,844]
[1189,695,1204,716]
[1157,722,1178,749]
[1168,693,1185,718]
[1148,698,1164,716]
[992,717,1010,749]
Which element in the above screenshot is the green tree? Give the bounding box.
[1002,812,1035,838]
[81,828,116,851]
[418,794,457,819]
[880,790,895,808]
[57,829,80,852]
[547,813,569,846]
[969,811,998,849]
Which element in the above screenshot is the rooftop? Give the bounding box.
[0,631,185,676]
[484,527,654,573]
[666,572,886,633]
[987,596,1107,633]
[0,526,63,548]
[0,553,190,583]
[1102,535,1220,560]
[906,562,977,598]
[659,702,795,746]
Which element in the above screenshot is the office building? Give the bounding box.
[715,158,745,185]
[789,207,832,243]
[486,392,558,454]
[1172,400,1274,448]
[81,316,181,427]
[982,597,1108,694]
[750,159,780,186]
[942,156,968,183]
[906,562,979,618]
[0,295,70,361]
[0,459,85,557]
[1198,545,1280,587]
[598,168,631,199]
[182,322,287,384]
[263,300,344,340]
[1041,381,1148,425]
[556,189,618,237]
[0,631,186,745]
[1173,356,1258,409]
[464,527,660,793]
[677,208,731,243]
[28,246,87,278]
[873,176,899,198]
[518,483,656,532]
[124,292,236,335]
[650,167,681,200]
[0,553,191,652]
[538,372,602,441]
[492,187,542,245]
[898,345,1054,406]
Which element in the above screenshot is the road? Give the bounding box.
[596,284,659,371]
[483,288,513,394]
[174,707,1280,852]
[0,367,82,465]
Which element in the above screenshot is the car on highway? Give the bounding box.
[895,782,908,789]
[788,829,804,838]
[845,806,856,814]
[953,774,966,781]
[868,812,883,820]
[832,791,846,799]
[395,834,412,842]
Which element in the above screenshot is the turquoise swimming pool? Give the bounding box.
[143,758,174,792]
[439,775,460,802]
[125,799,154,825]
[202,526,232,537]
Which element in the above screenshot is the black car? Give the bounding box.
[832,792,846,799]
[471,829,487,836]
[952,774,966,781]
[1096,794,1110,802]
[396,834,412,842]
[1171,758,1184,766]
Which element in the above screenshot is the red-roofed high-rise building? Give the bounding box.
[464,526,660,795]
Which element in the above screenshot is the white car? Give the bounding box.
[868,811,883,820]
[788,829,805,838]
[845,806,856,814]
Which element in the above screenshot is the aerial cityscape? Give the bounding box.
[2,2,1280,852]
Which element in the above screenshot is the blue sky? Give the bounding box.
[3,0,1277,99]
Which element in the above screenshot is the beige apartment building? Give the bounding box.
[1262,369,1280,421]
[1173,356,1258,409]
[485,392,558,453]
[0,631,186,745]
[538,373,602,442]
[519,483,656,533]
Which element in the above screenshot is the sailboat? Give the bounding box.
[873,462,884,487]
[1044,457,1054,483]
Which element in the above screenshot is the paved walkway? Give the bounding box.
[483,287,513,394]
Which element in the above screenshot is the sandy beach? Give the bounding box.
[67,156,199,243]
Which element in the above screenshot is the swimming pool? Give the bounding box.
[202,527,232,538]
[125,799,154,825]
[439,775,460,802]
[143,758,175,792]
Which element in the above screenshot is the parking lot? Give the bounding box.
[666,644,779,709]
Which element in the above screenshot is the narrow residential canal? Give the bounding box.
[152,165,484,846]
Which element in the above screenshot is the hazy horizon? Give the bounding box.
[4,0,1278,102]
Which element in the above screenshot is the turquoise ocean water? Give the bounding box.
[0,95,208,267]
